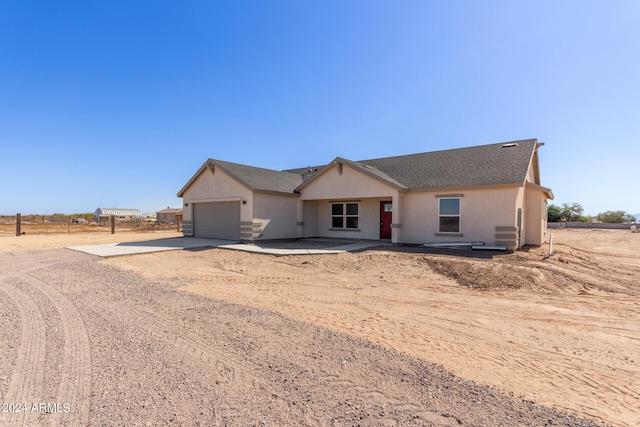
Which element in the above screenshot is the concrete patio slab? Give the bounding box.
[67,237,389,257]
[220,240,386,255]
[67,237,226,257]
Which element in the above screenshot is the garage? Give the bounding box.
[193,201,240,240]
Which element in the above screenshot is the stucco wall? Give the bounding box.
[299,163,399,240]
[253,193,300,240]
[310,198,388,240]
[181,167,254,224]
[515,187,525,246]
[302,200,318,238]
[398,187,520,245]
[300,162,525,244]
[524,187,547,246]
[300,163,397,200]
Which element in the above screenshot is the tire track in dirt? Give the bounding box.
[79,293,327,426]
[181,281,474,425]
[85,296,243,385]
[0,287,20,401]
[80,280,462,426]
[552,242,640,262]
[172,274,518,425]
[200,263,634,426]
[0,250,84,277]
[0,257,53,275]
[17,273,92,427]
[533,260,638,294]
[354,298,640,425]
[0,250,93,426]
[0,280,46,427]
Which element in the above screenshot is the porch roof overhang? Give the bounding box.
[525,181,555,200]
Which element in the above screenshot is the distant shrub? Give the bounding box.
[597,211,636,224]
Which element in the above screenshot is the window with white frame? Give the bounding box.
[438,198,460,233]
[331,202,359,229]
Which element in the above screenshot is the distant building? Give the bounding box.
[94,208,143,223]
[156,208,183,224]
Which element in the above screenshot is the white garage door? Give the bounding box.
[193,201,240,240]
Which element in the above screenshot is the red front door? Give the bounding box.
[380,201,392,239]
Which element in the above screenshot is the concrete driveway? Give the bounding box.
[67,237,388,257]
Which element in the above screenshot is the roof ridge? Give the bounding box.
[187,138,541,196]
[211,158,302,176]
[356,138,537,164]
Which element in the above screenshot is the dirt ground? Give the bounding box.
[0,228,637,426]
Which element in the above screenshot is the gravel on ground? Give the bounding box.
[0,247,610,426]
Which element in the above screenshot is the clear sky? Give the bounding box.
[1,1,638,216]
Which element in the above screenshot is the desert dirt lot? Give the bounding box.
[0,228,637,426]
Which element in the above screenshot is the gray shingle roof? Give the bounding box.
[211,159,304,193]
[194,139,539,195]
[355,139,538,189]
[334,158,408,189]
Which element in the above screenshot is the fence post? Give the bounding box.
[16,213,21,236]
[111,215,115,234]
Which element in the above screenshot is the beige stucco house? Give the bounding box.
[177,139,554,249]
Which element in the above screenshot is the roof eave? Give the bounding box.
[177,163,209,197]
[406,182,524,193]
[254,189,300,197]
[525,182,554,200]
[530,141,543,185]
[206,159,257,192]
[178,159,256,198]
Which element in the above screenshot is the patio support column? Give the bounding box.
[391,192,401,244]
[296,199,304,238]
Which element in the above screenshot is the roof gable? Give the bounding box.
[295,157,408,192]
[177,159,303,197]
[212,159,303,194]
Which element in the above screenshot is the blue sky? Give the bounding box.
[1,1,638,216]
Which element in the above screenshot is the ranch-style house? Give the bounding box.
[177,138,554,249]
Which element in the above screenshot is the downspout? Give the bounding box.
[517,208,523,249]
